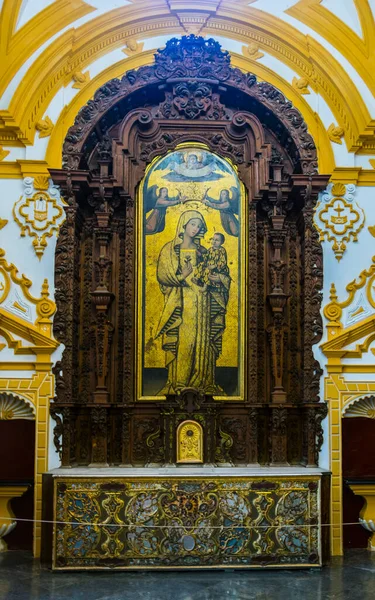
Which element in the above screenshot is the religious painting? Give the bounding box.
[137,144,246,400]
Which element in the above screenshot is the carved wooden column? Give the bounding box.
[91,203,114,404]
[265,181,290,404]
[293,174,330,403]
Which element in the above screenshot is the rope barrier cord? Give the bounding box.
[0,516,367,529]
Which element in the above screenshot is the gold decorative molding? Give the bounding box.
[0,393,35,420]
[330,167,375,186]
[242,43,264,61]
[287,0,375,98]
[0,3,372,152]
[0,0,94,98]
[369,159,375,169]
[0,219,8,230]
[0,146,10,161]
[344,396,375,419]
[292,76,310,95]
[177,420,203,464]
[328,123,345,145]
[122,39,145,56]
[35,116,54,139]
[0,247,57,340]
[314,182,364,261]
[72,70,90,89]
[322,256,375,345]
[13,176,65,259]
[0,159,50,179]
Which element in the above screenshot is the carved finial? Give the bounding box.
[242,43,264,61]
[41,279,50,298]
[35,116,54,138]
[122,39,144,56]
[0,146,10,161]
[292,76,310,95]
[328,123,345,144]
[72,70,90,89]
[329,283,338,302]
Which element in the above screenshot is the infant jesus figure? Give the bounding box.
[192,232,230,292]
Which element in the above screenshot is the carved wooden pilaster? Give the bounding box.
[91,207,114,404]
[60,408,74,468]
[53,190,78,404]
[266,204,290,404]
[270,407,288,465]
[293,175,330,403]
[120,411,131,466]
[123,196,134,404]
[248,203,258,401]
[90,407,108,466]
[248,407,259,465]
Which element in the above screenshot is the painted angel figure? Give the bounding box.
[202,186,240,237]
[145,185,187,234]
[155,151,232,182]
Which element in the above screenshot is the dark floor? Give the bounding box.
[0,550,374,600]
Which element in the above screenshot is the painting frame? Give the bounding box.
[136,142,247,402]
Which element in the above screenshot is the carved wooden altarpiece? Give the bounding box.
[49,36,329,469]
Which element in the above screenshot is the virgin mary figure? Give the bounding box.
[155,210,229,395]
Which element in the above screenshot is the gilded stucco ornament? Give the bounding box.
[13,176,66,259]
[242,43,264,61]
[0,393,35,420]
[327,123,345,144]
[344,396,375,419]
[122,39,144,56]
[0,219,8,230]
[35,116,54,138]
[72,70,90,89]
[292,76,310,95]
[0,146,10,161]
[314,182,364,261]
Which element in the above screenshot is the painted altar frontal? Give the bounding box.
[44,468,329,570]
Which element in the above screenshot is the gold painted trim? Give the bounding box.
[0,2,372,153]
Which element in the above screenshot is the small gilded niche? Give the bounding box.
[176,420,203,464]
